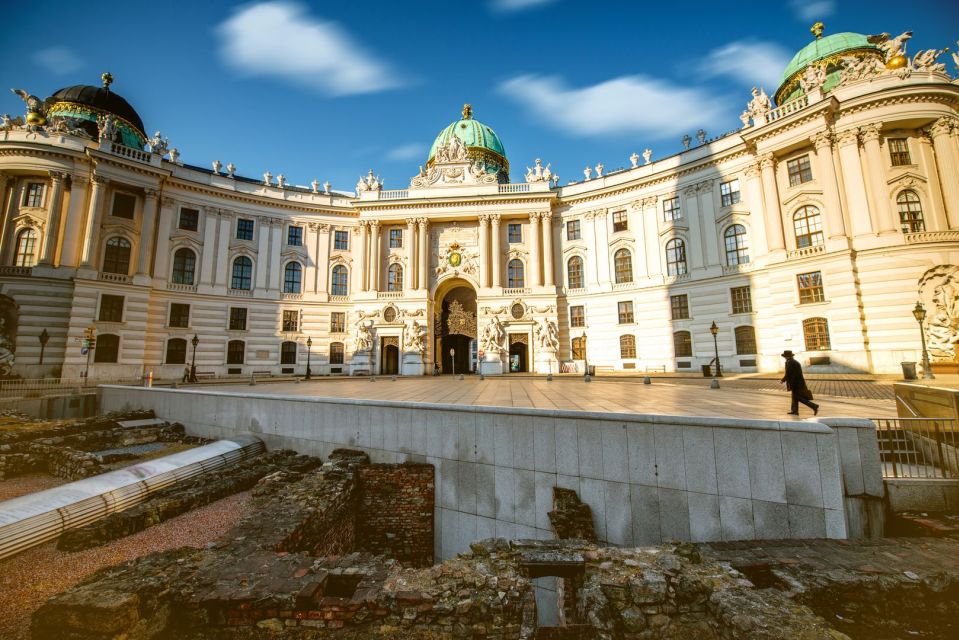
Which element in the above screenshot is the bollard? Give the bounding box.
[644,376,651,385]
[391,376,397,382]
[171,382,178,389]
[546,373,553,382]
[710,379,720,389]
[458,374,464,380]
[584,375,592,383]
[249,372,256,386]
[480,374,485,381]
[370,376,375,382]
[295,378,300,384]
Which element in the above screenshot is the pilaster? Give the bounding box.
[930,117,959,229]
[489,215,501,288]
[811,131,848,240]
[541,211,555,288]
[836,128,875,236]
[759,154,786,252]
[79,175,108,268]
[860,123,897,234]
[38,171,67,266]
[134,187,159,280]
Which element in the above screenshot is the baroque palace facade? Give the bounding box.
[1,24,959,380]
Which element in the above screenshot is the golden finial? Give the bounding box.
[811,22,824,39]
[462,103,472,120]
[101,72,113,89]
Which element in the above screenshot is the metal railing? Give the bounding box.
[872,417,959,479]
[0,377,141,399]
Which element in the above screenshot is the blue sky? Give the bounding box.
[2,0,956,191]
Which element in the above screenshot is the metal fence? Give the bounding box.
[872,417,959,479]
[0,377,140,400]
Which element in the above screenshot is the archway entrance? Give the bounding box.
[509,334,528,373]
[381,337,399,375]
[436,284,477,374]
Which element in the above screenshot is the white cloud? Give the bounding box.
[32,47,83,75]
[216,2,402,96]
[789,0,835,22]
[700,40,792,90]
[490,0,557,12]
[497,74,730,139]
[386,143,424,161]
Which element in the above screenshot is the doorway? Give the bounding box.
[436,283,477,374]
[381,337,399,375]
[509,334,528,373]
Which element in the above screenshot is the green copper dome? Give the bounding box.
[427,105,508,177]
[775,25,881,105]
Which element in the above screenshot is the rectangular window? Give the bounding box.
[228,307,247,331]
[282,310,299,332]
[663,196,681,221]
[670,294,689,320]
[787,155,813,186]
[330,343,344,365]
[720,179,741,207]
[570,305,585,328]
[797,271,825,304]
[169,303,190,328]
[334,230,349,250]
[23,182,45,208]
[731,286,753,314]
[98,294,124,322]
[389,228,403,248]
[888,138,911,166]
[508,223,522,243]
[571,336,586,360]
[236,218,254,241]
[280,341,298,365]
[178,208,199,231]
[612,210,628,233]
[287,226,303,246]
[620,335,636,359]
[617,300,634,324]
[330,311,346,333]
[566,220,581,241]
[111,192,136,219]
[226,341,245,365]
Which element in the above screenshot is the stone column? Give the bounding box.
[0,172,12,264]
[528,213,541,287]
[836,128,875,236]
[152,196,174,279]
[931,118,959,229]
[268,218,284,291]
[594,211,611,285]
[629,201,649,279]
[641,199,661,277]
[405,218,416,291]
[135,188,159,277]
[356,222,368,292]
[79,175,108,267]
[315,224,331,294]
[202,208,220,287]
[742,163,769,256]
[369,221,381,292]
[417,218,429,292]
[917,133,949,230]
[215,210,233,287]
[541,211,555,287]
[477,214,490,288]
[489,215,501,287]
[39,171,67,265]
[305,223,319,293]
[697,181,719,267]
[759,154,786,252]
[811,132,847,238]
[583,211,599,285]
[860,123,897,234]
[683,185,703,270]
[255,216,270,290]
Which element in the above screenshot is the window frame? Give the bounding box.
[617,300,634,324]
[171,247,196,285]
[670,294,689,320]
[896,190,925,233]
[98,294,125,323]
[724,224,749,266]
[614,248,633,284]
[567,256,584,289]
[226,339,246,365]
[165,338,188,365]
[665,238,687,276]
[178,207,199,232]
[803,317,832,351]
[282,310,299,333]
[329,342,345,365]
[23,182,45,208]
[389,228,403,248]
[793,206,824,249]
[287,225,303,247]
[569,305,585,328]
[387,263,403,292]
[236,218,255,241]
[720,179,741,207]
[110,191,137,220]
[231,256,253,290]
[14,228,39,267]
[663,196,681,221]
[619,334,637,359]
[730,286,753,314]
[571,336,586,360]
[786,155,813,187]
[93,333,120,363]
[228,307,248,331]
[734,325,757,355]
[168,302,191,328]
[333,230,349,250]
[797,271,825,304]
[102,236,132,275]
[331,264,349,296]
[330,311,346,333]
[283,261,302,294]
[673,331,692,358]
[507,223,522,244]
[612,210,628,233]
[566,219,581,241]
[888,138,912,167]
[507,259,525,288]
[280,340,298,365]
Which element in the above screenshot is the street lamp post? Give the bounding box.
[582,331,589,381]
[190,334,199,383]
[913,302,935,380]
[709,321,723,377]
[38,329,49,366]
[450,348,456,376]
[306,336,313,380]
[82,325,96,387]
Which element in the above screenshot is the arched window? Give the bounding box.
[673,330,692,358]
[665,239,687,276]
[620,335,636,358]
[331,265,348,296]
[330,341,345,365]
[171,248,196,285]
[567,256,584,289]
[165,338,187,364]
[280,340,298,365]
[614,249,633,284]
[571,336,586,360]
[231,256,253,290]
[734,325,757,355]
[793,206,824,248]
[283,262,302,294]
[803,317,831,351]
[102,237,131,274]
[14,228,38,267]
[897,190,925,233]
[508,259,525,288]
[226,339,245,364]
[724,224,749,266]
[387,263,403,292]
[93,333,120,363]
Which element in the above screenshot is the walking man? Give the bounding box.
[780,350,819,416]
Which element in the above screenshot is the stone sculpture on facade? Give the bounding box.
[148,131,169,156]
[357,169,383,192]
[11,88,48,127]
[630,152,639,168]
[682,134,692,149]
[837,54,885,84]
[918,265,959,362]
[409,139,499,189]
[953,42,959,74]
[404,320,426,353]
[643,148,652,164]
[583,166,592,180]
[868,31,913,64]
[480,316,507,355]
[912,48,948,73]
[354,321,374,353]
[311,179,319,194]
[525,158,553,183]
[226,162,236,178]
[696,129,707,145]
[595,163,604,177]
[800,63,828,92]
[212,160,221,175]
[276,174,286,188]
[169,148,180,164]
[263,171,272,186]
[747,87,772,122]
[535,318,560,352]
[97,114,118,143]
[0,297,17,378]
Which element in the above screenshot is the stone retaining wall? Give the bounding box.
[356,464,434,567]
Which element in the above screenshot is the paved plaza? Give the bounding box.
[211,375,896,420]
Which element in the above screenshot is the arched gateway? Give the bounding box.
[433,281,477,374]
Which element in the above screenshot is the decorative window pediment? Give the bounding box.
[782,189,824,208]
[886,171,927,188]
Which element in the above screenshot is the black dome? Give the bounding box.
[50,85,145,136]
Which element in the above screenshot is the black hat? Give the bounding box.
[781,350,795,358]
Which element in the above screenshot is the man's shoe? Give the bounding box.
[787,412,799,415]
[813,404,820,416]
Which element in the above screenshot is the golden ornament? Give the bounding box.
[886,55,907,70]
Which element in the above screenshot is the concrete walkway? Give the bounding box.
[211,376,896,420]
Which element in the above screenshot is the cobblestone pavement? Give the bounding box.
[654,376,896,401]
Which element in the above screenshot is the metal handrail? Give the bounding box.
[871,417,959,479]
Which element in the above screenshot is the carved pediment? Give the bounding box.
[782,189,824,207]
[886,170,927,187]
[715,208,751,226]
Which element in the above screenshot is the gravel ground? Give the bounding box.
[0,490,252,640]
[0,474,65,502]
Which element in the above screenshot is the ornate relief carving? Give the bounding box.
[918,265,959,362]
[860,123,883,143]
[382,336,399,348]
[759,153,776,170]
[479,315,507,354]
[836,129,861,147]
[404,319,426,353]
[811,131,833,150]
[445,300,476,337]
